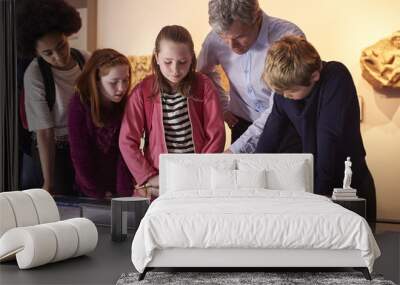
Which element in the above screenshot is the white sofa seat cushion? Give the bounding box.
[0,218,98,269]
[0,196,17,237]
[0,225,58,268]
[64,218,98,257]
[0,189,59,238]
[1,191,39,227]
[42,221,79,262]
[24,189,60,223]
[0,189,98,269]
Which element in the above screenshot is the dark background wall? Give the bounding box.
[0,0,18,192]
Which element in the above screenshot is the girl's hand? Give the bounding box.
[147,175,159,188]
[147,175,159,197]
[134,185,152,199]
[148,186,159,197]
[134,175,160,198]
[134,186,150,198]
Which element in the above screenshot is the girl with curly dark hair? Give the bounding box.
[17,0,90,195]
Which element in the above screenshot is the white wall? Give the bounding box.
[97,0,400,220]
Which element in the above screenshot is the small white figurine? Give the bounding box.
[342,157,353,189]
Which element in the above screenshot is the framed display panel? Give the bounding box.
[66,0,97,52]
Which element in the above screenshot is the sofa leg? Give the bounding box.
[354,267,371,280]
[138,268,148,281]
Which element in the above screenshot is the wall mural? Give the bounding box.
[128,55,152,87]
[360,31,400,89]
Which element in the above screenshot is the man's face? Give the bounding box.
[218,18,260,54]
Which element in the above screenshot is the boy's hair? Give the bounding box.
[151,25,196,98]
[263,35,322,92]
[76,49,132,128]
[16,0,82,57]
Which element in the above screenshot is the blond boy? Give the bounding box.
[256,36,376,222]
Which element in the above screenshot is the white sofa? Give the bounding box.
[0,189,98,269]
[132,154,380,280]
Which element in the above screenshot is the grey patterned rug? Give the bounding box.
[116,271,396,285]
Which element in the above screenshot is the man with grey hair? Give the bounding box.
[198,0,304,153]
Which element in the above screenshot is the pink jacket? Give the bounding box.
[119,73,225,185]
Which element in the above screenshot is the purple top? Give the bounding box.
[68,94,133,199]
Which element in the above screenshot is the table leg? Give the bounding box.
[111,201,125,241]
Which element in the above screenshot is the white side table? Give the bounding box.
[111,197,149,242]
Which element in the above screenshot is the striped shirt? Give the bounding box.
[161,92,194,153]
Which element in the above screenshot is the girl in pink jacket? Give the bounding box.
[119,25,225,199]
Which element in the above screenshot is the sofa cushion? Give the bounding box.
[0,189,98,269]
[0,196,17,237]
[0,218,97,269]
[24,189,60,224]
[0,191,39,228]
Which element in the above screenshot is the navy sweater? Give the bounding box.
[256,61,368,195]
